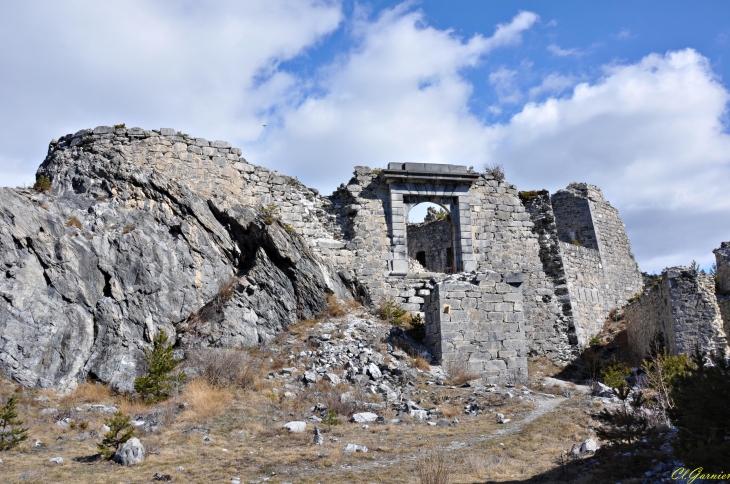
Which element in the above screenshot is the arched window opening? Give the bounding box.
[406,202,454,274]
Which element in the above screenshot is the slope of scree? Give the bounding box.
[0,128,351,394]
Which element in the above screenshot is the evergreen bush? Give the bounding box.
[0,395,28,451]
[134,330,186,403]
[97,412,135,459]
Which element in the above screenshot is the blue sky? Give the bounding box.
[1,1,729,273]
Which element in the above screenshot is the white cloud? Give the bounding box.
[487,49,730,271]
[547,43,583,57]
[528,73,577,99]
[254,8,539,189]
[0,0,343,186]
[489,68,523,104]
[484,11,540,51]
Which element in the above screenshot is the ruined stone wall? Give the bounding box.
[559,243,605,344]
[424,272,527,382]
[407,218,453,273]
[625,267,728,363]
[713,242,730,339]
[521,192,577,349]
[624,278,674,363]
[468,179,572,363]
[551,191,599,249]
[546,184,642,346]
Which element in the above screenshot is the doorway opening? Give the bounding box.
[406,202,454,274]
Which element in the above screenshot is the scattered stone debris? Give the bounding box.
[343,444,368,453]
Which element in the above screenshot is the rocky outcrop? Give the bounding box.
[0,127,350,393]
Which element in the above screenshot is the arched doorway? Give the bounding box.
[406,202,455,274]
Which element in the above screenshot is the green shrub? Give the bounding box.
[594,384,649,448]
[113,123,126,129]
[571,238,581,246]
[97,412,135,459]
[134,330,186,403]
[588,335,601,348]
[627,292,642,304]
[641,337,689,425]
[0,395,28,451]
[518,190,540,203]
[378,300,408,326]
[601,359,631,390]
[33,175,52,194]
[667,348,730,470]
[407,314,426,342]
[261,203,279,225]
[323,409,340,426]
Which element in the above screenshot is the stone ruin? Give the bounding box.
[625,242,730,363]
[3,125,695,388]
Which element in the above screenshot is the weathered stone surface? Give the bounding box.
[113,437,146,466]
[0,128,350,393]
[626,266,728,362]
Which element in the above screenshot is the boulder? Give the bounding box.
[282,421,307,433]
[112,438,146,466]
[580,438,598,453]
[351,412,378,423]
[343,444,368,453]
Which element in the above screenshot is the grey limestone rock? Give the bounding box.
[0,128,351,393]
[113,437,146,466]
[282,421,306,433]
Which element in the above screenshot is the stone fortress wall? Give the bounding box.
[625,267,728,363]
[424,272,527,381]
[714,242,730,340]
[36,126,649,381]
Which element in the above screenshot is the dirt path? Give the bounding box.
[488,394,567,439]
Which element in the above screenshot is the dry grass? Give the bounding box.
[117,395,153,416]
[413,355,431,371]
[66,216,82,229]
[418,449,451,484]
[439,403,462,418]
[323,293,347,318]
[61,383,113,404]
[185,348,261,389]
[179,378,231,421]
[444,360,480,386]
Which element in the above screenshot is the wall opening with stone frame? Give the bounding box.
[383,163,478,276]
[406,201,455,274]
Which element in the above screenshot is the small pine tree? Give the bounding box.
[134,330,186,403]
[97,412,135,459]
[0,394,29,451]
[667,347,730,470]
[594,383,649,448]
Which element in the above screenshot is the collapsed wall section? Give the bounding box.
[549,184,643,346]
[424,272,527,382]
[625,267,728,363]
[714,242,730,341]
